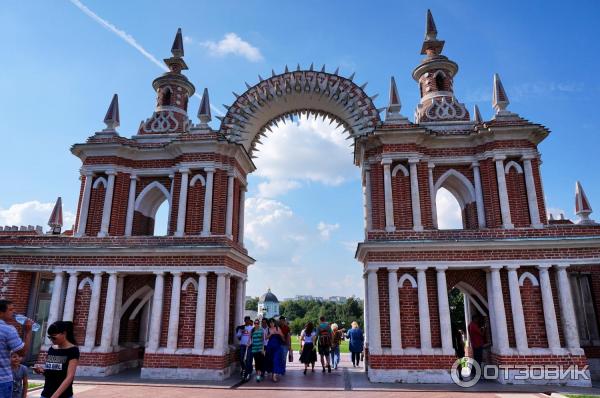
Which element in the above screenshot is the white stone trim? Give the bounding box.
[387,268,403,354]
[189,174,206,187]
[62,272,79,322]
[427,163,438,229]
[366,269,381,353]
[181,277,198,291]
[367,368,452,384]
[489,267,510,354]
[391,164,409,177]
[523,158,543,228]
[398,273,417,288]
[129,289,154,320]
[382,160,395,232]
[507,266,530,354]
[100,272,118,349]
[471,162,486,227]
[134,181,171,217]
[84,272,103,349]
[167,272,182,351]
[46,272,65,345]
[140,364,236,381]
[194,273,208,350]
[518,271,539,287]
[147,272,165,352]
[98,172,116,237]
[434,169,476,208]
[538,265,561,353]
[124,176,137,236]
[76,172,94,236]
[416,267,432,353]
[175,169,190,237]
[77,277,93,290]
[92,177,107,189]
[201,168,215,237]
[556,265,583,354]
[495,156,514,229]
[409,159,423,231]
[225,174,234,238]
[364,259,600,271]
[504,160,524,174]
[120,285,152,317]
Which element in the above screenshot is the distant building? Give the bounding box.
[258,288,279,318]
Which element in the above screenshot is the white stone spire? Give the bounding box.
[575,181,595,225]
[198,88,212,128]
[473,104,483,123]
[492,73,509,113]
[385,76,409,124]
[103,94,120,132]
[48,197,63,234]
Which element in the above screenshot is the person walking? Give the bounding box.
[316,316,332,373]
[347,321,364,367]
[34,321,79,398]
[278,316,291,375]
[0,300,32,398]
[330,323,343,370]
[468,314,485,367]
[299,322,317,375]
[235,316,254,382]
[264,319,284,382]
[10,352,27,398]
[250,319,265,382]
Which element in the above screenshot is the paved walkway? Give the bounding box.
[27,355,600,397]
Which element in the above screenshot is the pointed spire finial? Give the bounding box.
[473,105,483,123]
[197,88,212,128]
[420,9,445,55]
[492,73,510,114]
[575,181,595,224]
[385,76,409,124]
[425,9,437,41]
[171,28,184,58]
[48,197,63,234]
[103,94,120,132]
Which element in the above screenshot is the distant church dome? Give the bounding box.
[259,288,279,304]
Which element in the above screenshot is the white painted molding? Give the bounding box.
[391,164,409,177]
[504,160,524,174]
[189,174,206,187]
[518,271,540,287]
[134,181,171,218]
[181,277,198,291]
[120,285,153,317]
[129,290,154,320]
[77,277,93,290]
[398,273,417,288]
[454,281,489,313]
[92,177,107,189]
[434,169,476,208]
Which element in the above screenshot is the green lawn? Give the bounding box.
[28,382,43,390]
[290,335,350,353]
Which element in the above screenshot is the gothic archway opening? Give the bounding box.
[448,283,489,358]
[434,170,478,229]
[132,181,171,236]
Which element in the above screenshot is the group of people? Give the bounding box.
[0,299,79,398]
[236,315,365,382]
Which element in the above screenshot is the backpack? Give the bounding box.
[318,326,332,347]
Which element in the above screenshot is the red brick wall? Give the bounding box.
[178,274,197,348]
[86,178,106,236]
[370,163,385,230]
[369,354,456,369]
[204,273,216,348]
[73,274,92,345]
[479,159,502,228]
[143,352,235,369]
[489,353,587,368]
[391,165,412,229]
[211,170,228,235]
[519,268,547,348]
[228,278,237,344]
[506,165,530,227]
[185,172,206,235]
[377,269,391,348]
[500,269,516,348]
[417,162,434,229]
[108,173,129,236]
[159,274,173,348]
[445,270,487,299]
[532,159,548,224]
[399,271,420,348]
[427,269,441,348]
[95,275,108,346]
[74,176,86,234]
[549,268,566,347]
[132,211,155,236]
[463,202,478,229]
[169,173,182,236]
[232,179,241,242]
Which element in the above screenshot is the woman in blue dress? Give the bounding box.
[347,321,364,367]
[264,318,285,382]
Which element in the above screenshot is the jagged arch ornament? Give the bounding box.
[217,66,382,156]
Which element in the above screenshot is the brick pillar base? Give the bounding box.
[141,350,238,381]
[37,347,142,377]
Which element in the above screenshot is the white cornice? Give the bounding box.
[363,258,600,270]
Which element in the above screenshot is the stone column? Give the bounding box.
[84,272,103,349]
[62,272,79,322]
[522,156,543,228]
[416,266,432,353]
[472,162,486,228]
[46,271,65,345]
[366,269,381,353]
[239,187,246,245]
[387,267,402,354]
[363,273,369,344]
[100,272,118,350]
[494,156,514,229]
[194,272,208,351]
[112,274,124,347]
[428,163,438,229]
[223,274,231,346]
[409,158,423,231]
[124,175,138,236]
[235,277,245,328]
[167,174,175,234]
[363,166,373,233]
[175,168,190,237]
[485,270,498,351]
[436,266,454,355]
[147,272,165,352]
[225,173,235,238]
[489,266,509,353]
[382,159,395,232]
[506,265,529,353]
[555,264,582,353]
[537,265,561,352]
[167,272,182,352]
[214,272,227,353]
[76,171,94,237]
[201,167,215,237]
[98,170,117,237]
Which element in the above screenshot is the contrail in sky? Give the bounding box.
[69,0,225,116]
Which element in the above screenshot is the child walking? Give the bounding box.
[10,352,27,398]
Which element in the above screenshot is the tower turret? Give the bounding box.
[412,10,469,124]
[138,28,196,135]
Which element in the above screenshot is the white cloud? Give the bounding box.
[435,188,463,229]
[317,221,339,240]
[0,201,75,230]
[200,33,263,62]
[253,115,358,198]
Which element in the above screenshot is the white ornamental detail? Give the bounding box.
[142,111,180,133]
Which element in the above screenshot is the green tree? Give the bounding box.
[245,296,259,311]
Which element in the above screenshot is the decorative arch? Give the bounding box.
[181,277,198,291]
[504,160,524,174]
[134,181,170,218]
[77,277,93,290]
[189,174,206,187]
[454,281,489,316]
[398,273,417,288]
[434,169,476,209]
[392,164,409,177]
[218,67,381,155]
[518,271,540,287]
[129,289,154,320]
[92,177,107,189]
[120,285,153,318]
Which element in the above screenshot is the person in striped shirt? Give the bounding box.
[250,319,265,382]
[0,300,32,398]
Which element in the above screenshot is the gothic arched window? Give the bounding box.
[162,88,172,106]
[435,73,445,91]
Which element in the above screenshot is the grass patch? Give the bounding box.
[565,395,600,398]
[290,335,350,353]
[28,382,43,390]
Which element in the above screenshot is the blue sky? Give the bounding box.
[1,1,599,299]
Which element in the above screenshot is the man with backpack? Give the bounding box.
[235,316,254,382]
[316,316,332,373]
